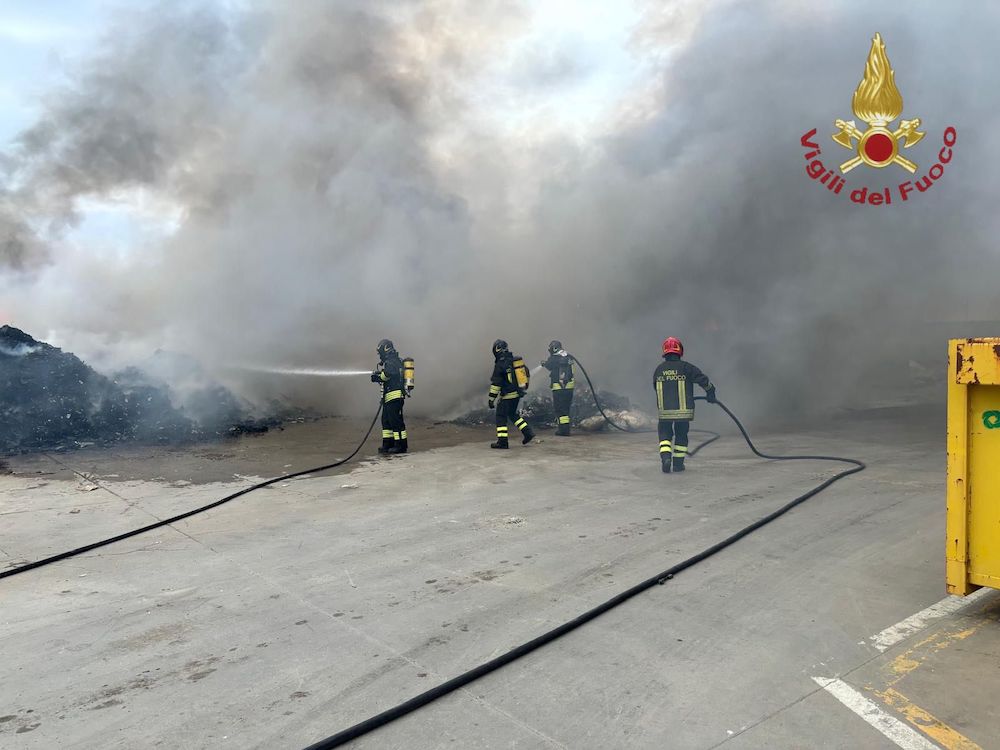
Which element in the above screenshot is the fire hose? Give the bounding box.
[301,391,864,749]
[0,403,384,580]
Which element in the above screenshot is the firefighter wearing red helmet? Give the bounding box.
[654,337,716,473]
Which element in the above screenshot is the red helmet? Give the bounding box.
[662,337,684,356]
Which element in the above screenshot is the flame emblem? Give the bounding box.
[831,33,924,173]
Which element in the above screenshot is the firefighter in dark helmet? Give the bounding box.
[542,340,575,436]
[488,339,535,449]
[371,339,408,454]
[654,337,716,473]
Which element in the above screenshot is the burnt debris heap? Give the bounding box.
[454,389,653,431]
[1,326,277,454]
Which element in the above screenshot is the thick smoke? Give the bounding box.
[2,0,998,424]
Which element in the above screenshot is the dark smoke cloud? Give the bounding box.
[0,198,45,268]
[1,0,998,424]
[2,4,247,252]
[487,0,1000,419]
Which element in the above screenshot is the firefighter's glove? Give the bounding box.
[706,388,717,404]
[488,399,495,410]
[370,371,380,383]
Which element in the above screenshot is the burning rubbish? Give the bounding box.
[578,411,655,432]
[0,326,283,454]
[453,387,654,432]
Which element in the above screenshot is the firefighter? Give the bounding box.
[654,337,716,473]
[488,339,535,449]
[542,340,575,436]
[371,338,408,454]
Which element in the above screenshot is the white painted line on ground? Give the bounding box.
[870,588,992,652]
[811,677,941,750]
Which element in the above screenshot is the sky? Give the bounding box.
[0,1,108,141]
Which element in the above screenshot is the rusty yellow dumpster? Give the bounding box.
[947,338,1000,595]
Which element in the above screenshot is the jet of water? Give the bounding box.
[235,365,371,377]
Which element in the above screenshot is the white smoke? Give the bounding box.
[0,342,40,357]
[2,0,998,422]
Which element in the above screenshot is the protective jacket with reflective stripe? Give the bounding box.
[543,351,575,390]
[653,356,712,420]
[378,353,405,402]
[489,352,521,400]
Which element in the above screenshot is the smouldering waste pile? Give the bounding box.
[454,388,654,431]
[0,326,282,454]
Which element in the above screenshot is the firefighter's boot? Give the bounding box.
[516,418,535,445]
[378,433,395,454]
[661,456,672,473]
[389,435,408,454]
[492,426,509,449]
[672,457,686,472]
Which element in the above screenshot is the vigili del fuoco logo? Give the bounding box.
[800,33,956,206]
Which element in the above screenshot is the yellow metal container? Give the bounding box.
[946,338,1000,595]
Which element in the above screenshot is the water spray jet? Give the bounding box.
[234,365,372,377]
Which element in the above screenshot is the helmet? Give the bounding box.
[662,337,683,356]
[492,339,508,356]
[377,339,395,356]
[548,340,563,354]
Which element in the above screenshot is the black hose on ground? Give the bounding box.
[301,399,864,750]
[0,403,384,581]
[568,354,720,453]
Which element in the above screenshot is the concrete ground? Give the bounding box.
[2,409,998,749]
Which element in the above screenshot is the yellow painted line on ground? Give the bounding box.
[850,590,998,750]
[873,688,982,750]
[858,619,986,749]
[812,677,940,750]
[885,625,979,686]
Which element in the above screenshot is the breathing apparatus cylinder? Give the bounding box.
[512,356,530,391]
[402,357,415,393]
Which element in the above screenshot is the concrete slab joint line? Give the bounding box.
[811,677,941,750]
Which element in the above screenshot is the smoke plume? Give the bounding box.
[2,0,998,424]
